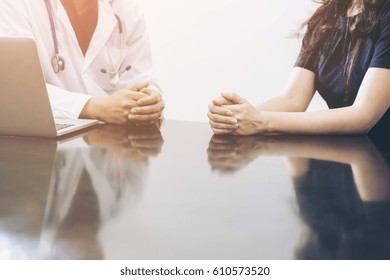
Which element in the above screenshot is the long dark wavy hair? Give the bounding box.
[299,0,387,95]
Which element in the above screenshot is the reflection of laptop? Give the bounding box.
[0,37,98,138]
[0,137,57,259]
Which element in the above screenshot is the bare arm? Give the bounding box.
[208,67,316,134]
[214,67,390,135]
[260,68,390,135]
[256,67,316,112]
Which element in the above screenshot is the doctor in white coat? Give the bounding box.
[0,0,164,125]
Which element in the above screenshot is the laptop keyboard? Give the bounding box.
[55,123,74,131]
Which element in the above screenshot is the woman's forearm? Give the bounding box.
[256,67,316,112]
[257,68,390,135]
[259,105,376,135]
[256,95,307,112]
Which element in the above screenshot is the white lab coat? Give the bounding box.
[0,0,160,118]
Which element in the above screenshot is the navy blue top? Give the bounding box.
[295,4,390,139]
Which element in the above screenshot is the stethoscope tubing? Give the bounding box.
[43,0,130,84]
[44,0,60,55]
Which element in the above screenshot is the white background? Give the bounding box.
[138,0,325,122]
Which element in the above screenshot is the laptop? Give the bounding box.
[0,37,98,138]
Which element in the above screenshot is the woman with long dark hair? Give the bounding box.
[208,0,390,138]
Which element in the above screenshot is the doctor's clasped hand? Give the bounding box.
[0,0,164,125]
[80,82,164,125]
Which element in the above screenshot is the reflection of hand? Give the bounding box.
[207,135,267,173]
[83,124,164,163]
[236,134,390,203]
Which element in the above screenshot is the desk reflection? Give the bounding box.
[2,121,390,260]
[208,135,268,173]
[208,135,390,259]
[0,124,163,259]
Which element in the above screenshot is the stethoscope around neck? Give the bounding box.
[44,0,131,87]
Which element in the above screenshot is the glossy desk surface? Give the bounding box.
[1,120,390,260]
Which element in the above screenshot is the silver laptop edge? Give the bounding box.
[0,37,97,138]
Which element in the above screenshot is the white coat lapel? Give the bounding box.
[82,0,117,73]
[54,0,84,61]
